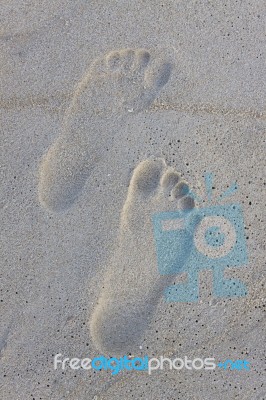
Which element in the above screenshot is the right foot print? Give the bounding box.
[38,49,172,211]
[90,158,196,356]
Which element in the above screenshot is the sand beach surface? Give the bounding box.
[1,1,265,399]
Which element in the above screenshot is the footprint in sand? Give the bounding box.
[90,158,196,356]
[38,48,172,212]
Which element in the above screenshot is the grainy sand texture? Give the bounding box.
[1,1,265,399]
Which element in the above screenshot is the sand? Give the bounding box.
[1,1,265,399]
